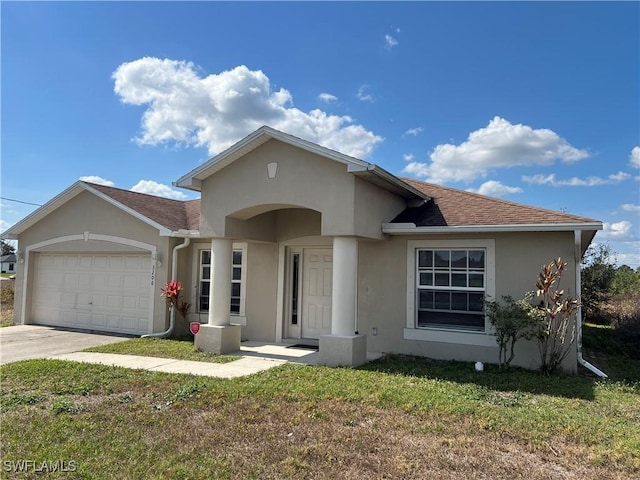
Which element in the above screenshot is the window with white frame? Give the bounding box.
[416,249,486,330]
[406,239,495,341]
[197,244,246,317]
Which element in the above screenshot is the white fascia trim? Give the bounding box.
[369,166,431,200]
[174,126,371,190]
[81,183,173,236]
[383,222,603,235]
[1,182,85,239]
[170,230,201,238]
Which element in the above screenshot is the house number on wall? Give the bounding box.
[151,264,156,287]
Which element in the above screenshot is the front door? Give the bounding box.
[300,249,332,339]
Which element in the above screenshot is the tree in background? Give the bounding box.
[611,265,640,295]
[1,240,15,256]
[581,244,617,323]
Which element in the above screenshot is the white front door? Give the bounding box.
[300,249,332,339]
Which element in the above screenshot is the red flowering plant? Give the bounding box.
[161,281,191,331]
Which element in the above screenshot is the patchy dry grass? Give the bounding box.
[0,280,14,327]
[83,337,240,363]
[1,357,638,479]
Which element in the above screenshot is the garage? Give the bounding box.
[31,253,152,335]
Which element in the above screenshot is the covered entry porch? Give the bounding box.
[194,234,367,367]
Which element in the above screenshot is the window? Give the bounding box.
[197,244,246,317]
[405,239,495,345]
[416,249,485,330]
[9,263,14,271]
[290,253,300,325]
[230,250,242,314]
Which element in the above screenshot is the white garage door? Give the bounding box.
[32,253,152,335]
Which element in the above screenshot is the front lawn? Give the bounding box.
[1,355,638,479]
[84,337,240,364]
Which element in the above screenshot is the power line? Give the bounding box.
[1,197,42,207]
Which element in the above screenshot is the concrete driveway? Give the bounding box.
[0,325,131,365]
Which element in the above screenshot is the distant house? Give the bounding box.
[1,126,602,372]
[1,254,16,274]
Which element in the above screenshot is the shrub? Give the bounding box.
[605,293,640,359]
[532,258,579,374]
[485,295,537,369]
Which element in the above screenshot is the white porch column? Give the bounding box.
[195,237,241,355]
[208,238,232,326]
[319,236,367,367]
[331,236,358,336]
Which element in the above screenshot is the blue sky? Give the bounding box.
[2,2,639,266]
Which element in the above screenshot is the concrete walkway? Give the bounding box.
[2,326,382,378]
[46,342,328,378]
[50,351,289,378]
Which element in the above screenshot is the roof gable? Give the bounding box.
[1,182,200,239]
[174,126,428,201]
[88,183,200,232]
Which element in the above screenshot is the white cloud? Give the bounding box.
[385,34,398,48]
[403,153,414,162]
[630,146,640,168]
[113,58,382,159]
[403,127,423,137]
[621,204,640,212]
[0,219,14,232]
[616,248,640,268]
[522,171,631,187]
[402,117,589,183]
[79,175,115,187]
[598,220,634,241]
[469,180,523,197]
[318,93,337,103]
[356,85,374,102]
[130,180,187,200]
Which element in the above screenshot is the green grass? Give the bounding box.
[1,355,638,479]
[83,337,240,364]
[582,323,640,383]
[0,312,13,327]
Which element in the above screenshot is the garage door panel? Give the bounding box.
[32,253,152,335]
[34,288,62,308]
[91,294,106,308]
[92,274,108,290]
[123,275,141,289]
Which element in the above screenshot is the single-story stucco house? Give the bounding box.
[1,254,16,274]
[2,126,603,372]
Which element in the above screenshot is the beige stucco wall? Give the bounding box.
[199,139,407,241]
[13,190,172,334]
[357,231,579,373]
[354,177,406,238]
[184,241,278,342]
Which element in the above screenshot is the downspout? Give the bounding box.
[574,230,608,378]
[142,237,191,339]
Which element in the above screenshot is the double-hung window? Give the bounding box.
[197,244,246,318]
[416,249,485,330]
[406,239,495,344]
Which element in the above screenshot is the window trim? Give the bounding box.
[405,239,496,346]
[193,242,247,325]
